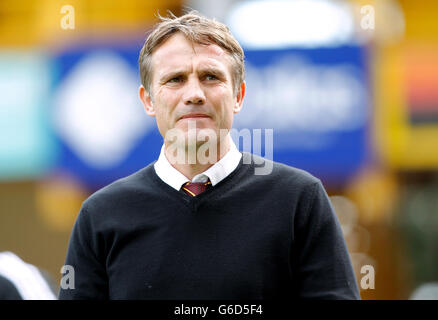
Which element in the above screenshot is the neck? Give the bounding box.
[164,135,231,181]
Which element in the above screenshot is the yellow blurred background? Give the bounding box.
[1,0,437,299]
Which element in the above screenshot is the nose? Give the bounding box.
[183,78,206,105]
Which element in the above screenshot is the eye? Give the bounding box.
[167,76,183,83]
[205,74,218,81]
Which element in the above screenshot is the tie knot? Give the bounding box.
[182,180,212,197]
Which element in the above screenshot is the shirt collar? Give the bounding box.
[154,138,242,191]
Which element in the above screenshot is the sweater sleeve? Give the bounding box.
[293,180,361,299]
[58,204,109,300]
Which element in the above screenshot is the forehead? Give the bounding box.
[150,33,232,78]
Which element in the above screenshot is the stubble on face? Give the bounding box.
[148,33,238,158]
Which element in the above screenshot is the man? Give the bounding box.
[59,11,360,300]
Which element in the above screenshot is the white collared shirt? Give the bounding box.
[154,139,242,191]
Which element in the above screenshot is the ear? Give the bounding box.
[233,81,246,114]
[139,85,155,117]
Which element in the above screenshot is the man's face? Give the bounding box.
[140,32,245,146]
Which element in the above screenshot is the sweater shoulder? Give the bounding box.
[243,152,321,188]
[82,162,155,211]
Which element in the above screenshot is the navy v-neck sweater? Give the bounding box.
[59,153,360,299]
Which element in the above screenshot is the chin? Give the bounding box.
[164,126,217,148]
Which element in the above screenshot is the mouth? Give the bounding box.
[179,113,210,120]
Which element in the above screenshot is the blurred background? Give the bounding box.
[0,0,437,299]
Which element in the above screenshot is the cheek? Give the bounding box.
[211,86,234,108]
[155,91,179,119]
[154,112,168,137]
[216,92,235,120]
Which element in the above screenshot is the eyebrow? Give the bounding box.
[197,67,227,79]
[158,66,227,83]
[158,70,186,84]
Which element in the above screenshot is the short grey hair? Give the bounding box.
[138,10,245,96]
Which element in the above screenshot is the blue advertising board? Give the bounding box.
[52,45,163,189]
[235,45,371,187]
[52,44,370,189]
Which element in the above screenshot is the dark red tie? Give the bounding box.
[181,180,212,197]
